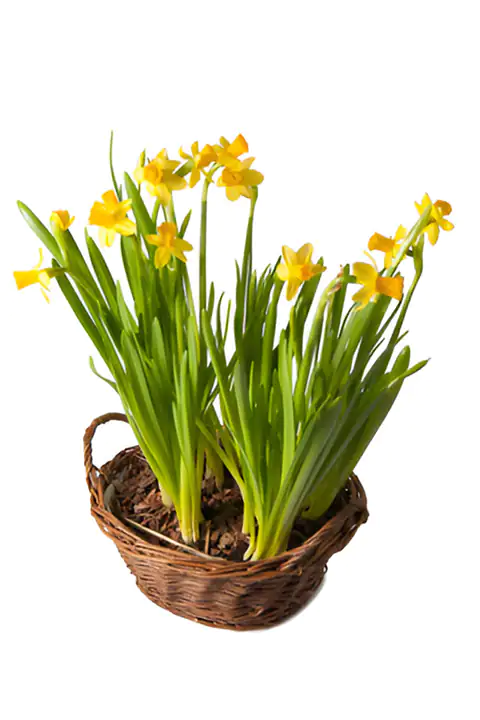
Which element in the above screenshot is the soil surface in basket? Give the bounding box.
[103,446,338,561]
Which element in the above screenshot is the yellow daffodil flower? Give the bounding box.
[352,255,404,309]
[415,193,454,245]
[214,134,249,171]
[276,243,326,300]
[50,210,75,231]
[13,249,57,303]
[368,225,407,269]
[134,149,187,205]
[88,190,136,248]
[217,157,264,201]
[179,142,217,187]
[146,222,193,268]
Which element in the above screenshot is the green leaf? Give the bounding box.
[179,209,192,237]
[116,281,137,335]
[89,356,118,392]
[109,131,122,200]
[86,232,118,313]
[278,332,295,484]
[54,262,106,360]
[124,172,156,259]
[121,235,145,318]
[17,202,63,262]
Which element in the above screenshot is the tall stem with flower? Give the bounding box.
[15,133,453,559]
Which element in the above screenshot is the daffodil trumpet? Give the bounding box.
[14,134,453,560]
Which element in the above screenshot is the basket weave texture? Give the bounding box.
[84,413,369,630]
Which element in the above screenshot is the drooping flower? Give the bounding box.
[50,210,75,231]
[276,243,326,300]
[352,254,404,309]
[179,142,217,187]
[146,222,193,268]
[415,193,454,245]
[368,225,407,269]
[13,249,57,303]
[88,190,136,248]
[217,157,264,201]
[134,149,187,204]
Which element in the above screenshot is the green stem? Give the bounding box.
[234,189,258,344]
[109,131,122,200]
[199,179,210,315]
[152,199,161,226]
[241,188,258,295]
[293,277,337,419]
[168,197,177,226]
[387,205,431,276]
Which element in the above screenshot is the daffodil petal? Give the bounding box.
[434,200,452,216]
[101,190,118,207]
[146,233,160,247]
[376,275,404,301]
[353,262,377,288]
[114,218,136,236]
[51,210,74,231]
[89,202,112,227]
[226,186,243,201]
[425,222,439,246]
[171,247,188,263]
[310,263,326,276]
[352,286,374,308]
[218,153,244,172]
[282,246,297,266]
[189,168,200,188]
[286,278,301,301]
[439,218,454,231]
[99,227,116,248]
[118,198,133,214]
[368,233,395,254]
[155,246,171,268]
[243,169,264,186]
[175,237,193,253]
[14,270,39,290]
[296,243,314,265]
[134,165,145,184]
[276,263,290,281]
[154,184,172,205]
[228,134,248,157]
[165,173,187,191]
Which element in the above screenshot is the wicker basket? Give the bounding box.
[84,413,369,630]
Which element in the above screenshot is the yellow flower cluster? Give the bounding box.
[350,193,454,309]
[214,135,264,201]
[352,254,404,309]
[276,194,454,303]
[13,130,453,314]
[135,134,264,203]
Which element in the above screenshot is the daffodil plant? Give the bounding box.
[15,133,453,559]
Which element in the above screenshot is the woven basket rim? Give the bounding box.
[84,412,369,576]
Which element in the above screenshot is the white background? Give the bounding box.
[1,1,479,718]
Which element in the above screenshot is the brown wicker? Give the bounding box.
[84,412,369,630]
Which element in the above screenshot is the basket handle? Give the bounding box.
[83,412,128,503]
